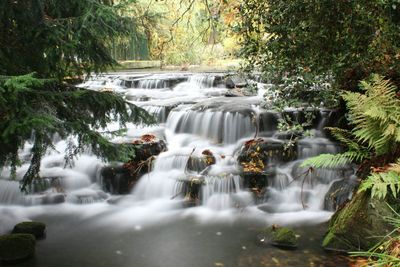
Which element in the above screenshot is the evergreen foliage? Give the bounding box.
[0,0,137,79]
[0,1,155,190]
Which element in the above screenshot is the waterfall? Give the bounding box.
[201,174,242,210]
[188,74,216,88]
[166,109,255,144]
[0,180,24,205]
[0,71,352,228]
[138,79,167,89]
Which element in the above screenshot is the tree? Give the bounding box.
[0,0,154,190]
[238,0,400,91]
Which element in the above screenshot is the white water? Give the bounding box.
[0,72,351,234]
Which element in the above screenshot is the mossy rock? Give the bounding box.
[260,226,298,249]
[322,189,397,252]
[0,234,35,262]
[12,221,46,239]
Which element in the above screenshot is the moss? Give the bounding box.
[12,221,46,239]
[322,189,395,252]
[262,226,297,249]
[272,227,297,245]
[0,234,35,262]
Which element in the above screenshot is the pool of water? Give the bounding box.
[9,209,348,267]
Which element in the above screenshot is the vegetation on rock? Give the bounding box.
[0,234,36,262]
[12,222,46,239]
[322,190,397,252]
[261,226,298,249]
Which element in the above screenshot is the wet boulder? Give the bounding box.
[322,189,398,252]
[225,75,247,89]
[186,149,216,173]
[101,134,167,194]
[324,175,359,211]
[0,234,35,262]
[238,138,297,168]
[12,222,46,239]
[129,135,167,161]
[176,175,206,206]
[101,163,144,194]
[242,172,269,199]
[258,111,279,136]
[258,225,298,249]
[213,75,225,87]
[238,138,295,195]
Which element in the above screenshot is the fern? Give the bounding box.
[300,154,350,168]
[302,75,400,201]
[359,161,400,199]
[343,74,400,155]
[325,127,364,152]
[301,149,369,169]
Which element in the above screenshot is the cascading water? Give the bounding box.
[188,74,216,88]
[0,71,352,266]
[0,72,350,214]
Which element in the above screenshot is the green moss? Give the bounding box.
[12,221,46,239]
[262,226,297,248]
[0,234,35,262]
[272,227,297,245]
[322,189,395,252]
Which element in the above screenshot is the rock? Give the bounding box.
[128,137,167,161]
[225,76,247,89]
[238,138,296,196]
[324,175,359,211]
[177,175,205,206]
[100,164,140,194]
[242,172,269,198]
[186,149,216,173]
[12,221,46,239]
[0,234,35,262]
[224,89,245,97]
[322,189,398,252]
[101,135,167,194]
[258,111,279,136]
[238,138,297,167]
[258,226,298,249]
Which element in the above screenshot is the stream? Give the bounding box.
[0,71,352,266]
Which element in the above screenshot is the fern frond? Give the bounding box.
[342,75,400,156]
[300,153,349,168]
[359,171,400,199]
[301,150,369,169]
[325,127,363,151]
